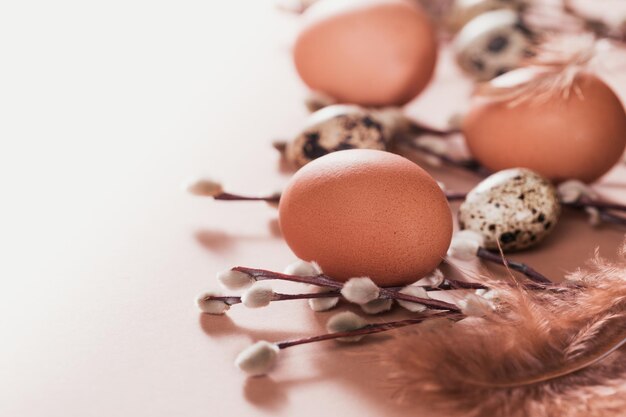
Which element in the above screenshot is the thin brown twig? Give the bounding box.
[202,291,339,306]
[476,247,552,285]
[564,200,626,213]
[400,140,490,176]
[214,192,280,204]
[277,312,464,349]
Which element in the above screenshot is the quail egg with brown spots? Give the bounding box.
[446,0,526,33]
[281,105,390,168]
[458,168,561,251]
[453,9,535,81]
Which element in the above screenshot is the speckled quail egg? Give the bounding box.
[453,9,534,81]
[458,168,561,251]
[447,0,526,33]
[281,105,392,168]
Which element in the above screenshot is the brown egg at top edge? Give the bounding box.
[278,149,453,287]
[294,0,438,107]
[462,69,626,183]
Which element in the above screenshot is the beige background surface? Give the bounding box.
[1,1,625,416]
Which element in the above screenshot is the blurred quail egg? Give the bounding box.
[447,0,525,32]
[453,9,534,81]
[281,105,393,168]
[458,168,561,251]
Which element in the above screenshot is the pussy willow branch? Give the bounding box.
[232,267,462,312]
[203,278,489,306]
[203,291,339,306]
[276,311,465,349]
[568,200,626,213]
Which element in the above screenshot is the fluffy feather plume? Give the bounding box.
[474,35,602,107]
[376,243,626,417]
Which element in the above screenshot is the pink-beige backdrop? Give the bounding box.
[1,1,625,416]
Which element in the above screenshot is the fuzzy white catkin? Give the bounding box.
[447,230,485,261]
[360,298,393,315]
[241,282,274,308]
[217,269,255,290]
[459,293,494,317]
[397,285,429,312]
[414,269,445,287]
[326,311,369,342]
[283,260,322,276]
[341,277,380,305]
[196,291,230,315]
[184,177,223,197]
[235,341,280,376]
[307,285,339,312]
[557,179,598,203]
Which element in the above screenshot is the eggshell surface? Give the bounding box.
[462,70,626,183]
[278,149,453,286]
[294,0,438,106]
[458,168,561,251]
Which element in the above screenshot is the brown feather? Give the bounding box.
[376,244,626,417]
[474,35,599,107]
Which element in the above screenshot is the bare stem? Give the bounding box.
[214,192,280,204]
[233,266,343,288]
[232,267,462,312]
[276,312,464,349]
[598,210,626,227]
[564,200,626,214]
[445,191,468,202]
[409,124,461,137]
[476,247,552,285]
[400,140,490,176]
[377,287,461,312]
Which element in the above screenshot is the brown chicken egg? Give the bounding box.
[462,68,626,183]
[278,149,453,286]
[293,0,438,106]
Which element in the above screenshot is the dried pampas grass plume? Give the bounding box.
[376,243,626,417]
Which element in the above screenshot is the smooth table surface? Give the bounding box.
[1,1,625,416]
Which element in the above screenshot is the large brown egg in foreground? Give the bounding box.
[462,69,626,183]
[294,0,438,106]
[278,149,452,286]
